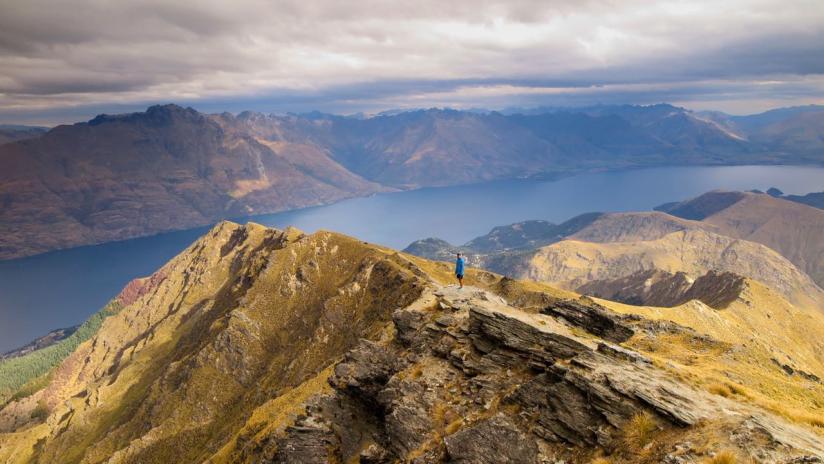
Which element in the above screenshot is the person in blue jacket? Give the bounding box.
[455,252,465,288]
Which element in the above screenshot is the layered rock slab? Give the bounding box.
[271,285,824,463]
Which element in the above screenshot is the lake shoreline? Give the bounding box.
[5,161,824,265]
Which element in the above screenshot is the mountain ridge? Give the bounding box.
[1,222,822,463]
[659,190,824,286]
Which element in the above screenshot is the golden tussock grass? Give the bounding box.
[622,412,658,450]
[704,450,739,464]
[707,381,751,399]
[600,285,824,436]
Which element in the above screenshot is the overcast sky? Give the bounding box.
[1,0,822,124]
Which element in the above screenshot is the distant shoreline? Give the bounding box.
[3,161,823,264]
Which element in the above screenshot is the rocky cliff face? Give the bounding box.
[1,223,822,463]
[267,285,824,463]
[577,269,746,309]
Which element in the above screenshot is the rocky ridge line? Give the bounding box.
[268,286,824,463]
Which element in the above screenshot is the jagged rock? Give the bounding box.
[359,442,389,463]
[377,361,456,459]
[541,298,634,343]
[577,269,747,309]
[329,340,401,400]
[393,307,428,346]
[771,357,821,383]
[679,270,745,309]
[596,342,651,364]
[444,415,539,463]
[506,369,632,446]
[468,303,592,367]
[271,416,336,464]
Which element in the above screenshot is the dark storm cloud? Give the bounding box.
[0,0,821,123]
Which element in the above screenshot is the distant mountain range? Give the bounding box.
[2,103,823,260]
[0,125,49,144]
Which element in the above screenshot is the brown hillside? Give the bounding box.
[0,105,384,260]
[518,229,823,309]
[699,192,824,287]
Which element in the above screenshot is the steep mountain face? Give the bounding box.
[578,269,746,309]
[753,110,824,155]
[699,104,824,158]
[654,191,748,220]
[0,222,426,463]
[643,112,749,155]
[0,105,384,260]
[727,105,824,133]
[278,104,786,187]
[1,223,823,463]
[727,105,824,157]
[661,191,824,287]
[223,109,566,188]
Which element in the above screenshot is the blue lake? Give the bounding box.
[1,164,823,352]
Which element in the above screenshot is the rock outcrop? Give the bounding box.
[578,269,747,309]
[269,285,824,463]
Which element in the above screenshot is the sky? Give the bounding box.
[0,0,823,125]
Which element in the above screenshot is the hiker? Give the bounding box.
[455,252,465,288]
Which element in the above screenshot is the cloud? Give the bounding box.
[0,0,822,123]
